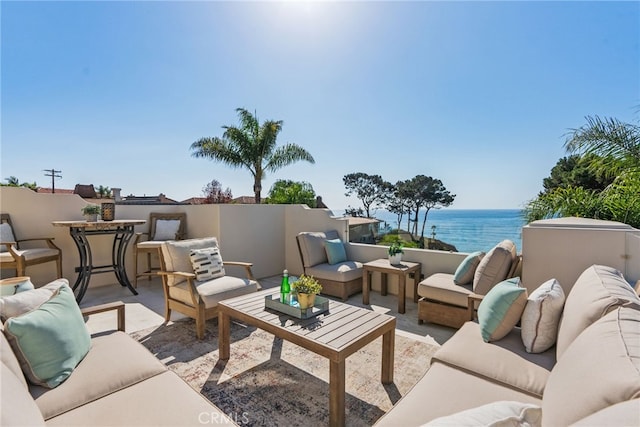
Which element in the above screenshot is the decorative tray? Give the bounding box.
[264,294,330,319]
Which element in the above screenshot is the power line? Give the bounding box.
[43,168,62,193]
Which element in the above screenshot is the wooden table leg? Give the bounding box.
[218,311,230,360]
[362,269,370,305]
[414,266,422,303]
[330,359,346,427]
[381,272,388,296]
[382,328,395,384]
[398,273,406,314]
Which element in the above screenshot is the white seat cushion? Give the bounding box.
[168,276,259,308]
[136,241,163,249]
[305,261,363,283]
[417,273,473,308]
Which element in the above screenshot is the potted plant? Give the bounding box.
[81,204,101,222]
[388,241,404,265]
[291,275,322,309]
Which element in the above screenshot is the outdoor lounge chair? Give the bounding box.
[158,237,260,339]
[296,230,363,301]
[417,239,521,328]
[134,212,187,287]
[0,213,62,278]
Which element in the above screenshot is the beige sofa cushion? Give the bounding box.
[31,331,167,420]
[424,401,541,426]
[432,322,555,398]
[305,260,363,283]
[297,230,339,268]
[1,329,28,389]
[473,240,517,295]
[46,371,236,426]
[168,276,259,308]
[556,264,640,358]
[1,363,46,426]
[542,306,640,426]
[417,273,473,308]
[374,361,542,426]
[161,237,219,286]
[570,399,640,426]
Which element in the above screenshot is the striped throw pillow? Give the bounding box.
[189,247,225,281]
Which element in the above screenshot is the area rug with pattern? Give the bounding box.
[130,318,439,427]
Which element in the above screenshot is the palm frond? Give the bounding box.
[266,144,315,172]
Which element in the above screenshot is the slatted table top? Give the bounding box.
[218,288,396,361]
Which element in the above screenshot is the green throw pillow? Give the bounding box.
[477,277,528,342]
[4,284,91,388]
[453,251,485,285]
[324,239,347,265]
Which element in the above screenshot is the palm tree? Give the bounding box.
[191,108,315,203]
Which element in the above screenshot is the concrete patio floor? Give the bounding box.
[81,275,456,347]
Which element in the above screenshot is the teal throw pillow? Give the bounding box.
[4,284,91,388]
[453,251,485,285]
[477,277,528,342]
[324,239,347,265]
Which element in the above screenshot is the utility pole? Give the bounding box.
[43,169,62,193]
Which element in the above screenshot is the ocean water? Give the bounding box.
[339,209,525,254]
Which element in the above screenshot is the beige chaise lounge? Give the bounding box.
[1,278,235,426]
[376,264,640,426]
[296,230,363,301]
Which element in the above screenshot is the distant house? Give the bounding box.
[118,193,181,205]
[347,217,381,244]
[232,196,257,204]
[36,187,75,195]
[181,197,207,205]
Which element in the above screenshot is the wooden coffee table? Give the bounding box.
[362,259,422,314]
[218,289,396,427]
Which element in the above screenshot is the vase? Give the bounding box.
[84,214,98,222]
[297,293,316,309]
[389,253,402,265]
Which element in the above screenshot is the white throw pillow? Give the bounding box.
[189,247,225,281]
[153,219,181,241]
[521,278,565,353]
[423,401,542,426]
[0,279,69,321]
[0,222,16,253]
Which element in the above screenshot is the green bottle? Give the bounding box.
[280,269,290,304]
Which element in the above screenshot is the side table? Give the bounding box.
[362,259,422,314]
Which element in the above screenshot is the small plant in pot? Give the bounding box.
[291,275,322,309]
[388,240,404,265]
[81,204,101,222]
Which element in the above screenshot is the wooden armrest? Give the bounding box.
[16,237,54,243]
[157,271,196,280]
[81,301,125,332]
[223,261,255,281]
[467,293,485,321]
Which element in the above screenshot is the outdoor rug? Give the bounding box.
[130,318,439,427]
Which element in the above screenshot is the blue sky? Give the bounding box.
[2,1,638,210]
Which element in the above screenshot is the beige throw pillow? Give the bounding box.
[473,240,517,295]
[423,401,541,426]
[521,278,565,353]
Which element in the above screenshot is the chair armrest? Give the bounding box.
[157,271,196,281]
[133,232,150,245]
[15,237,60,251]
[223,261,255,281]
[467,293,484,321]
[81,301,126,332]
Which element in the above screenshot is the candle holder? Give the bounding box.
[101,202,115,221]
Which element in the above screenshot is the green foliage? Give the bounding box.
[343,173,392,218]
[96,185,112,198]
[543,155,613,193]
[378,234,419,249]
[1,176,38,191]
[191,108,315,203]
[81,204,101,215]
[388,241,404,256]
[265,180,316,206]
[526,114,640,228]
[291,275,322,295]
[396,175,455,238]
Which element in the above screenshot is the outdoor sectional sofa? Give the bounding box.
[376,264,640,426]
[1,279,235,426]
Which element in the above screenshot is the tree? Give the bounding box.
[525,114,640,227]
[386,181,413,231]
[400,175,455,244]
[191,108,315,204]
[343,173,391,218]
[542,154,613,194]
[202,179,233,204]
[265,180,316,206]
[1,176,37,191]
[96,185,112,198]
